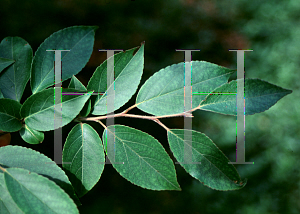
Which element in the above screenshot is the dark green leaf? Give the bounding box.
[63,123,105,197]
[199,78,293,115]
[19,124,44,144]
[102,125,181,191]
[0,98,22,132]
[136,61,234,116]
[68,75,87,91]
[167,129,246,191]
[2,168,79,214]
[0,37,33,101]
[31,26,98,94]
[68,75,91,117]
[87,43,144,115]
[0,57,15,74]
[0,145,81,207]
[20,88,92,131]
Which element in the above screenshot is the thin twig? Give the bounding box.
[153,118,170,132]
[121,103,138,114]
[96,120,107,129]
[77,103,200,133]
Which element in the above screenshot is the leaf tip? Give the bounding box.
[91,25,99,30]
[237,178,247,188]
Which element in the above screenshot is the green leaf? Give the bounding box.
[19,124,44,144]
[102,125,181,191]
[0,37,33,101]
[0,90,3,98]
[87,42,144,115]
[0,57,15,74]
[136,61,234,116]
[167,129,246,191]
[31,26,98,94]
[0,98,22,132]
[68,75,87,91]
[63,123,105,197]
[199,78,293,116]
[0,145,81,207]
[1,167,79,214]
[20,88,92,131]
[68,75,91,117]
[0,173,25,214]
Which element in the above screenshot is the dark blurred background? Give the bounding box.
[1,0,299,213]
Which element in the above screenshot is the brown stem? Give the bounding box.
[153,118,170,132]
[78,104,200,132]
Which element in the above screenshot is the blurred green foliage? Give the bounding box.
[0,0,298,213]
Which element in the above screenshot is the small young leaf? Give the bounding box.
[63,123,105,197]
[167,129,246,191]
[20,88,92,131]
[102,125,181,191]
[68,75,87,91]
[87,43,144,115]
[31,26,98,94]
[2,168,79,214]
[68,75,91,117]
[0,37,33,101]
[136,61,234,116]
[19,124,44,144]
[0,145,81,206]
[0,98,22,132]
[199,78,293,115]
[0,57,15,74]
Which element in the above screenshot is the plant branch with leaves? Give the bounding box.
[0,25,292,213]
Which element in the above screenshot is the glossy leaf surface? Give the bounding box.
[102,125,181,191]
[2,168,79,214]
[20,88,92,131]
[0,98,22,132]
[167,129,246,190]
[31,26,97,94]
[0,145,80,206]
[199,78,292,115]
[0,37,33,101]
[63,123,105,197]
[87,43,144,115]
[136,61,234,116]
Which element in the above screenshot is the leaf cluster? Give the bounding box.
[0,26,292,213]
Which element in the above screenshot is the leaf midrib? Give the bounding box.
[169,130,237,183]
[106,126,179,189]
[94,47,141,108]
[136,70,233,106]
[33,28,94,94]
[199,90,290,108]
[25,93,90,120]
